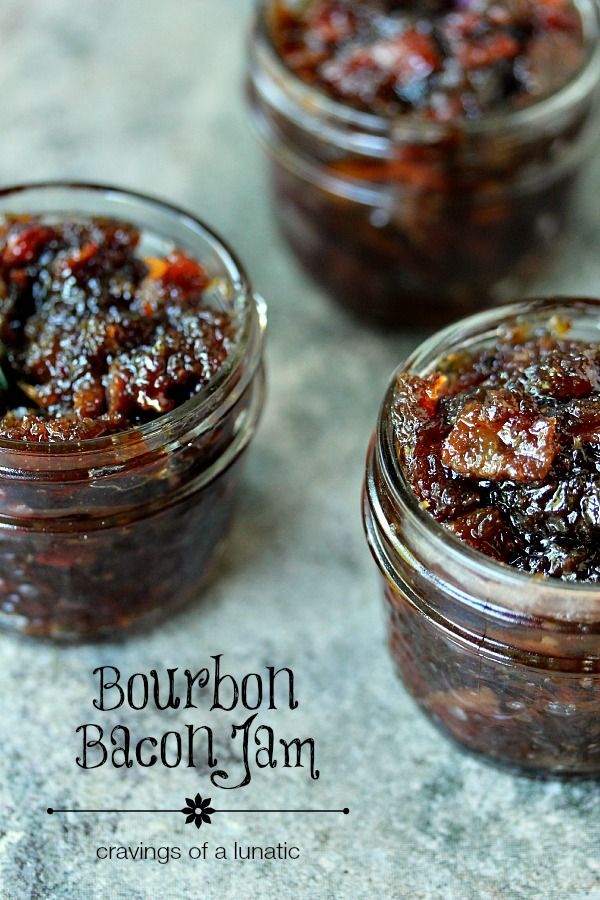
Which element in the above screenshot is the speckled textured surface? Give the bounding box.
[1,2,600,898]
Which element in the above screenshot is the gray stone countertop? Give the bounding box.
[1,2,600,898]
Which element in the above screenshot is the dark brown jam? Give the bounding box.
[250,0,598,327]
[0,203,264,641]
[364,302,600,773]
[272,0,585,119]
[0,216,233,441]
[393,319,600,580]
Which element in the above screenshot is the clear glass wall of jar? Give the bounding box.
[248,1,600,328]
[363,298,600,775]
[0,184,266,641]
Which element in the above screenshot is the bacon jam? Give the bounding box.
[249,0,598,326]
[0,216,233,441]
[393,318,600,580]
[272,0,585,119]
[364,301,600,773]
[0,197,265,641]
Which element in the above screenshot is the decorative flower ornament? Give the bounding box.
[181,793,215,828]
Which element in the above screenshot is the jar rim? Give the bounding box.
[372,297,600,618]
[0,181,265,456]
[253,0,600,149]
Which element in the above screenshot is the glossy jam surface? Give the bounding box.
[0,209,263,640]
[272,0,585,119]
[393,318,600,580]
[0,216,233,442]
[251,1,597,326]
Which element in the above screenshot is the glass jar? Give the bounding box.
[247,1,600,328]
[0,183,266,641]
[363,297,600,775]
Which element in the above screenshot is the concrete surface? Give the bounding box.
[1,2,600,898]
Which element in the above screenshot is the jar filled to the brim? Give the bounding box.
[248,0,600,327]
[364,298,600,774]
[0,183,266,640]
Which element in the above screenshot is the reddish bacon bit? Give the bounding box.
[392,325,600,580]
[271,0,585,119]
[2,225,55,266]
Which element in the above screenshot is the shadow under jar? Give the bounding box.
[0,184,266,641]
[364,298,600,775]
[248,0,600,328]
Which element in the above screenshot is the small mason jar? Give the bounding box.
[248,1,600,328]
[363,297,600,775]
[0,183,266,640]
